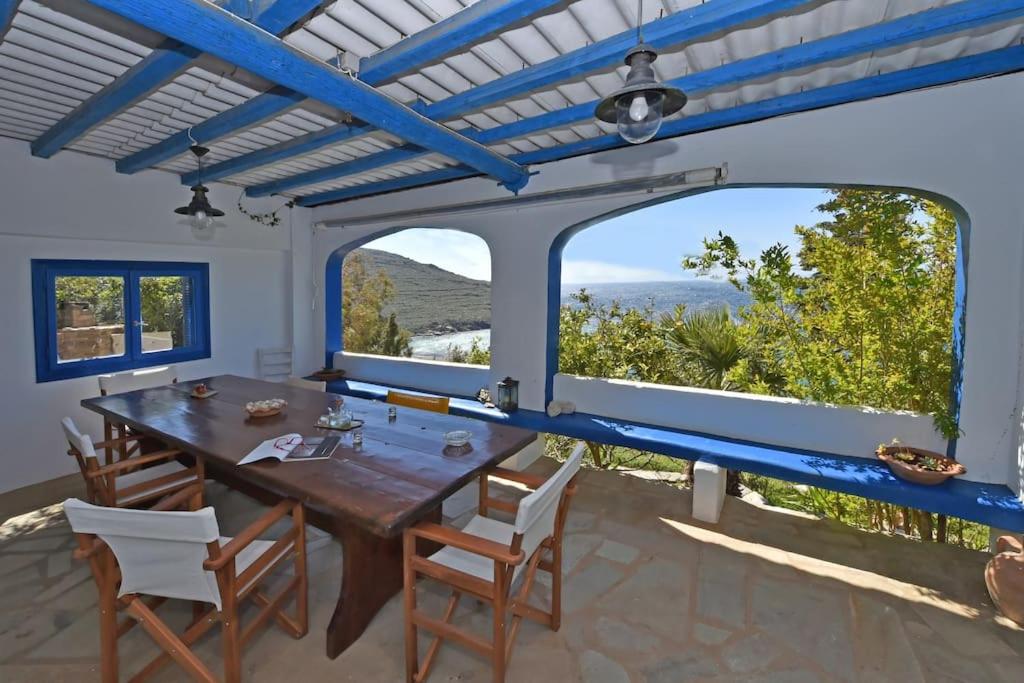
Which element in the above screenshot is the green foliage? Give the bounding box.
[55,275,188,345]
[445,336,491,365]
[342,252,412,357]
[684,189,959,438]
[559,290,678,384]
[662,305,743,390]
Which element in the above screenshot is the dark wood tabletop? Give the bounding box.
[81,374,537,537]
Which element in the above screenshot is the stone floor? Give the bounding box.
[2,457,1023,682]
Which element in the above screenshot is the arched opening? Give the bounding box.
[325,228,492,367]
[548,186,969,438]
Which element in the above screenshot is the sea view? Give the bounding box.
[409,279,750,359]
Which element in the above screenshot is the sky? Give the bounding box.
[361,188,831,283]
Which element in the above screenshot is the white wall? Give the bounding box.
[312,73,1024,493]
[0,138,315,492]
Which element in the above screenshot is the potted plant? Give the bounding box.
[876,440,966,485]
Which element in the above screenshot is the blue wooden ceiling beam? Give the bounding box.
[87,0,530,191]
[359,0,569,84]
[189,0,814,186]
[250,0,1024,198]
[0,1,21,44]
[296,44,1024,207]
[31,0,322,160]
[141,0,564,180]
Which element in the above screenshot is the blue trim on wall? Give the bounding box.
[190,0,813,186]
[328,378,1024,532]
[0,1,22,44]
[300,45,1024,207]
[91,0,529,190]
[31,259,211,383]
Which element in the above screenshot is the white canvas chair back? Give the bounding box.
[98,365,178,395]
[285,376,326,392]
[513,442,584,560]
[62,416,97,460]
[63,498,225,609]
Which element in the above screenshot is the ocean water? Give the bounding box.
[409,279,749,359]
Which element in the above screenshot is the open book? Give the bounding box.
[238,434,340,465]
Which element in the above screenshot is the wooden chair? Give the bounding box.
[62,416,203,509]
[387,390,450,414]
[98,365,178,461]
[63,487,308,683]
[285,376,327,392]
[403,443,584,683]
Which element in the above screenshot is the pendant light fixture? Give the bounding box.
[595,0,686,144]
[175,141,224,233]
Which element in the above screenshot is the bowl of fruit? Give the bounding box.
[245,398,287,418]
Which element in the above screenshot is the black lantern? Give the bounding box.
[496,377,519,413]
[175,145,224,233]
[595,1,686,144]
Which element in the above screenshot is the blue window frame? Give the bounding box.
[32,259,211,382]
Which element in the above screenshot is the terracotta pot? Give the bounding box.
[876,446,966,485]
[986,543,1024,627]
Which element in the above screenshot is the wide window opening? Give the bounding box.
[559,187,962,431]
[33,260,210,382]
[341,229,491,365]
[555,187,972,547]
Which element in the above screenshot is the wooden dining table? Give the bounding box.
[81,374,537,658]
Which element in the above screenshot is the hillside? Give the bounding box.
[351,248,491,335]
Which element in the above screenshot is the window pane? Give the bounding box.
[55,275,126,362]
[139,275,193,353]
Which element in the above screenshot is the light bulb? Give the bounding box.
[194,209,207,222]
[628,94,649,122]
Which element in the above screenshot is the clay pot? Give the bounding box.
[876,446,966,486]
[986,540,1024,627]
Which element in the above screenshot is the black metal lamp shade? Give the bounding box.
[175,145,224,226]
[174,184,225,218]
[595,44,686,144]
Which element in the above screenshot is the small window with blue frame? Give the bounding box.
[31,259,210,382]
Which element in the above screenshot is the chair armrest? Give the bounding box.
[204,499,300,571]
[407,521,524,566]
[487,467,548,490]
[85,449,182,478]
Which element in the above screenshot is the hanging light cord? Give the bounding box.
[637,0,643,43]
[237,190,295,228]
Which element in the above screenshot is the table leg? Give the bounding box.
[326,507,442,659]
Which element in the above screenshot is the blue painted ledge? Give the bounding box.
[327,378,1024,532]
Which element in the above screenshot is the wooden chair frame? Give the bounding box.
[71,484,308,683]
[67,432,204,509]
[403,467,577,683]
[99,375,178,464]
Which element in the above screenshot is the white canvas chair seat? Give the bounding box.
[428,515,523,582]
[116,461,200,505]
[403,443,584,683]
[63,493,308,683]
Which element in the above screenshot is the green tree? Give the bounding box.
[342,252,412,357]
[684,189,958,436]
[662,305,743,390]
[446,336,491,365]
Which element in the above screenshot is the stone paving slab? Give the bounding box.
[2,458,1023,682]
